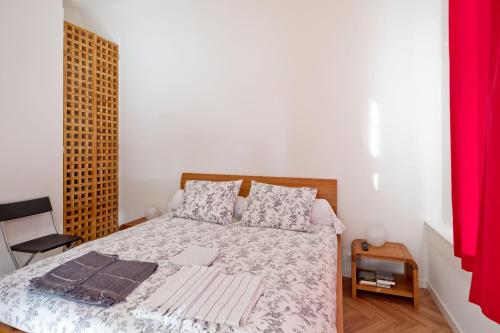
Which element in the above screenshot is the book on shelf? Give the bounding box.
[376,280,395,286]
[360,280,377,286]
[358,269,376,286]
[375,270,395,286]
[376,282,391,288]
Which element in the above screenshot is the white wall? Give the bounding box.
[64,0,443,284]
[426,225,498,333]
[0,0,63,275]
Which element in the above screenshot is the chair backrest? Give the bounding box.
[0,197,52,222]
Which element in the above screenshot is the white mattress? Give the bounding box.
[0,215,339,333]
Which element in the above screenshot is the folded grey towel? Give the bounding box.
[29,251,118,295]
[29,251,157,307]
[68,259,158,306]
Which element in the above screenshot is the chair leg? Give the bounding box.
[8,248,20,269]
[0,222,19,269]
[22,253,37,268]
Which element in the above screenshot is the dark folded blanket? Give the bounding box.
[29,251,157,307]
[29,251,118,294]
[68,259,158,306]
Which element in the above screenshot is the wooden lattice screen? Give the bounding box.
[63,22,119,243]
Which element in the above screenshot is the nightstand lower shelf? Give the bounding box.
[356,270,413,298]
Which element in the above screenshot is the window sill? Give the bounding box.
[424,220,453,245]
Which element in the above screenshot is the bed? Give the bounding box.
[0,173,343,333]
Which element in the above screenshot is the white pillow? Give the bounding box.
[167,189,184,213]
[310,199,345,234]
[233,196,247,219]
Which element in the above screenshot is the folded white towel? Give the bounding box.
[135,266,263,327]
[170,246,219,266]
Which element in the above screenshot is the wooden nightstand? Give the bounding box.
[119,217,147,231]
[351,239,419,310]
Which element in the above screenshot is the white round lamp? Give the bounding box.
[366,224,387,247]
[145,206,161,220]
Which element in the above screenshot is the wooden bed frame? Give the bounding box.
[0,173,343,333]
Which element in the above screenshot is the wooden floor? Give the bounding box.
[343,278,453,333]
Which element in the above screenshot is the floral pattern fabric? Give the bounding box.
[174,180,242,225]
[0,216,338,333]
[241,181,317,232]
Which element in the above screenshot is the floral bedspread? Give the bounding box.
[0,216,338,333]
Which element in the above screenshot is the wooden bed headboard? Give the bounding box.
[180,173,338,213]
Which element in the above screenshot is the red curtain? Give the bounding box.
[450,0,500,324]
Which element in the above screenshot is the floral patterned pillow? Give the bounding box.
[174,180,242,225]
[241,181,317,232]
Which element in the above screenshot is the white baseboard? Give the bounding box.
[427,281,463,333]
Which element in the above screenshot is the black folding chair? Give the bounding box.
[0,197,81,269]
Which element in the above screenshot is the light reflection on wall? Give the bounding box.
[372,173,379,191]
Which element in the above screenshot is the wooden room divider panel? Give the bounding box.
[63,22,119,243]
[94,36,119,238]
